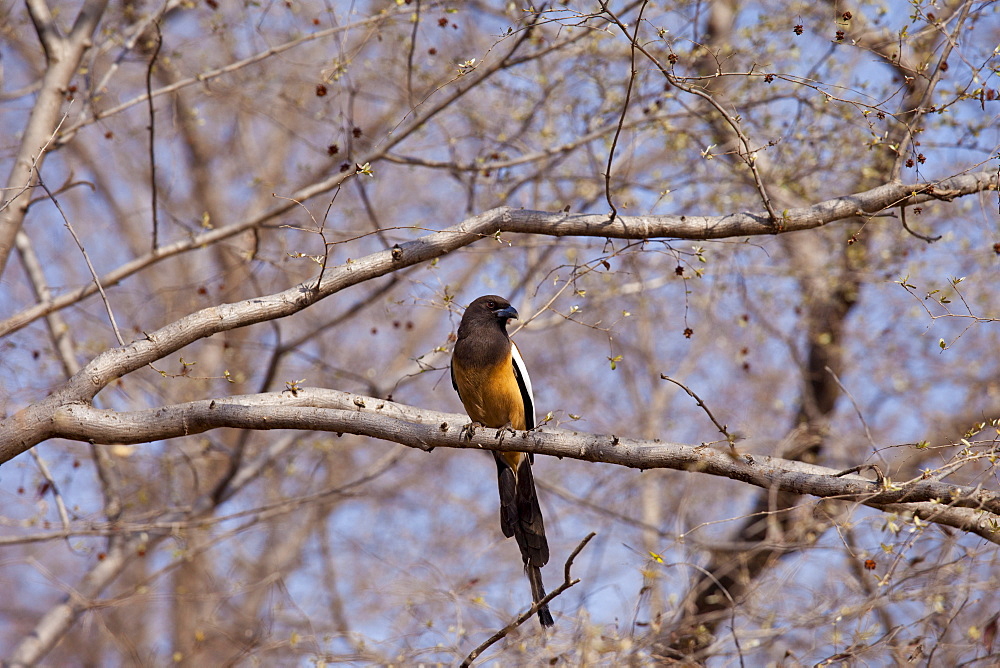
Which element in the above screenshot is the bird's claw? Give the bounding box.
[461,422,482,441]
[495,423,516,446]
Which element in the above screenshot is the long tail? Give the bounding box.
[496,453,553,627]
[527,560,554,627]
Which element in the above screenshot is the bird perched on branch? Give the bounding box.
[451,294,553,627]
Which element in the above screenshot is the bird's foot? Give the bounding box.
[461,422,483,441]
[495,423,517,446]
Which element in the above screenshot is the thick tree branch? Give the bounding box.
[2,170,995,339]
[0,0,109,279]
[3,388,996,544]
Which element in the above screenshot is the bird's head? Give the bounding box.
[468,294,518,326]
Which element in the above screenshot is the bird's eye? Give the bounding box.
[487,300,496,309]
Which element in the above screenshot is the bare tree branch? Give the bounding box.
[460,532,596,666]
[1,170,994,339]
[0,0,109,278]
[2,389,995,544]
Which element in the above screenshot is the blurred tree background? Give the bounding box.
[1,0,998,664]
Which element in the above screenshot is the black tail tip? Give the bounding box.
[538,605,555,627]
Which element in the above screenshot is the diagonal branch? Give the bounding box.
[1,170,995,339]
[460,532,596,666]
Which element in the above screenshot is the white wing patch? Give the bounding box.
[511,340,535,429]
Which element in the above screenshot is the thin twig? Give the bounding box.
[36,173,126,345]
[599,0,646,222]
[599,3,780,225]
[888,0,973,182]
[145,20,163,250]
[660,374,735,448]
[460,532,596,667]
[405,0,421,108]
[29,449,72,534]
[272,192,336,294]
[823,365,881,455]
[0,107,69,217]
[898,204,941,243]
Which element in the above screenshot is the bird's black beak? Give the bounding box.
[494,305,518,321]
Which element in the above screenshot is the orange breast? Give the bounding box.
[453,349,527,431]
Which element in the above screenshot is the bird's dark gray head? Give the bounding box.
[466,294,518,325]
